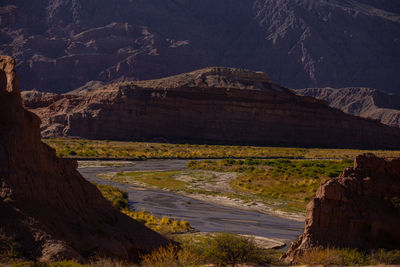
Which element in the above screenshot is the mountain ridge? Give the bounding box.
[22,67,400,149]
[296,87,400,128]
[1,0,399,93]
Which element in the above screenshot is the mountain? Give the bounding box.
[297,87,400,128]
[0,55,168,261]
[22,67,400,149]
[1,0,399,93]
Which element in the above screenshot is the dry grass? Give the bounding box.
[297,247,400,266]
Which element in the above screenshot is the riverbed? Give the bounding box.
[78,159,304,245]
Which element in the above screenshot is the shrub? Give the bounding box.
[202,232,265,267]
[140,244,201,267]
[372,249,400,265]
[298,247,370,266]
[0,232,20,260]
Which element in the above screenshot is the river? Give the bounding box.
[78,159,304,245]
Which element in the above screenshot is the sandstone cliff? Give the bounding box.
[297,87,400,128]
[282,154,400,263]
[1,0,399,93]
[0,55,169,262]
[23,67,400,149]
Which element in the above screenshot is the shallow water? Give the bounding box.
[78,159,304,244]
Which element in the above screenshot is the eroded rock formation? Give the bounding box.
[23,67,400,149]
[0,55,169,262]
[297,87,400,128]
[282,154,400,263]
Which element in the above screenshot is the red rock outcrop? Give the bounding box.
[0,55,169,262]
[24,67,400,149]
[282,153,400,263]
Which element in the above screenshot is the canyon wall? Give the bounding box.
[0,55,168,262]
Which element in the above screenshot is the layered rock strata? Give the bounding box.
[0,55,168,262]
[282,154,400,263]
[297,87,400,128]
[23,67,400,149]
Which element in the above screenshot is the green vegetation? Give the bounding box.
[98,170,223,196]
[6,246,400,266]
[7,261,85,267]
[109,171,188,191]
[297,247,400,266]
[142,232,282,267]
[95,184,129,210]
[187,158,354,212]
[43,137,400,160]
[201,232,273,266]
[98,158,353,214]
[122,210,192,234]
[94,183,192,234]
[0,232,20,262]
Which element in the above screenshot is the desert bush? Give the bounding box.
[8,261,85,267]
[202,232,266,267]
[299,247,400,265]
[88,258,130,267]
[371,249,400,265]
[140,244,202,267]
[298,247,370,266]
[0,232,20,260]
[94,184,128,211]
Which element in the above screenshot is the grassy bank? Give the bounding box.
[98,159,353,214]
[187,158,354,212]
[43,138,400,160]
[94,183,192,234]
[98,170,232,199]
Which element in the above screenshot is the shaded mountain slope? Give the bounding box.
[0,55,169,262]
[23,67,400,149]
[297,87,400,128]
[0,0,399,93]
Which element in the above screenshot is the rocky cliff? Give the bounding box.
[282,153,400,263]
[297,87,400,128]
[0,55,169,262]
[23,67,400,149]
[1,0,399,93]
